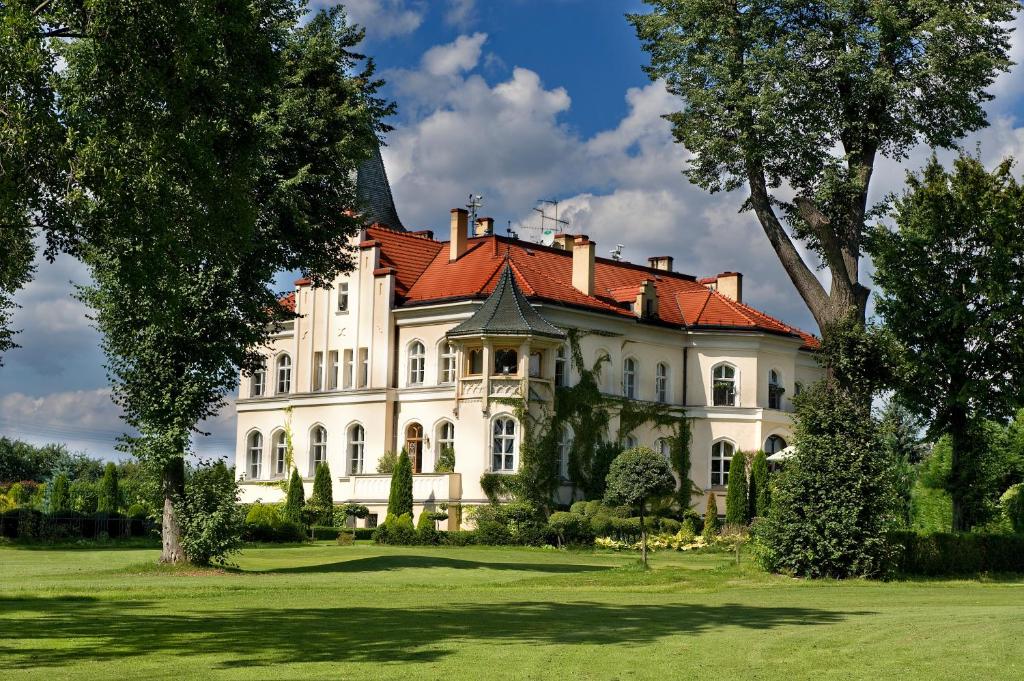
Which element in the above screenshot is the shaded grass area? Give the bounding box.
[1,543,1022,680]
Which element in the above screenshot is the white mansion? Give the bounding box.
[234,161,822,528]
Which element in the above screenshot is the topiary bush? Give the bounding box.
[547,511,595,547]
[243,503,304,543]
[702,492,719,542]
[387,449,414,517]
[725,450,749,526]
[310,462,333,526]
[284,469,305,523]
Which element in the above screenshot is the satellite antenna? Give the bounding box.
[466,193,483,227]
[535,199,569,247]
[610,244,625,261]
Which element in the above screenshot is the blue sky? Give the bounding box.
[2,0,1022,460]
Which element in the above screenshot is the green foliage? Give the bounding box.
[889,531,1024,576]
[436,446,456,473]
[334,503,369,527]
[755,382,901,578]
[243,503,304,543]
[309,463,333,526]
[376,450,398,474]
[97,462,119,514]
[547,511,596,547]
[910,481,953,534]
[725,451,749,526]
[387,449,414,518]
[630,0,1015,341]
[871,155,1024,530]
[749,451,769,519]
[1001,484,1024,534]
[284,469,305,523]
[0,439,104,483]
[49,474,70,513]
[603,448,676,512]
[69,479,98,514]
[702,493,719,542]
[373,512,416,545]
[178,461,244,566]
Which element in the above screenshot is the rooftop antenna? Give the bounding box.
[610,244,625,261]
[506,219,518,240]
[466,194,484,226]
[535,199,569,246]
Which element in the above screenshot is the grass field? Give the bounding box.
[1,542,1022,680]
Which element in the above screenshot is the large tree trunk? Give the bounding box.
[160,457,186,563]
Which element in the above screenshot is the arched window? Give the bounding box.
[712,363,737,406]
[711,440,735,486]
[250,361,266,397]
[768,369,784,409]
[276,354,292,394]
[657,438,671,460]
[623,357,637,399]
[558,425,574,480]
[764,434,788,455]
[467,348,483,375]
[494,348,518,374]
[349,424,365,475]
[436,421,455,471]
[492,417,517,471]
[310,426,327,471]
[439,342,456,384]
[247,432,263,480]
[408,342,425,385]
[405,422,424,473]
[554,345,568,387]
[272,431,287,477]
[655,363,669,403]
[622,434,639,449]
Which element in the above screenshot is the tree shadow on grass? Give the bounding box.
[261,554,614,574]
[0,594,872,670]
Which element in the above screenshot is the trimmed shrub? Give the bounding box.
[749,451,770,519]
[702,492,719,542]
[98,462,119,514]
[387,449,414,518]
[725,451,749,526]
[547,511,595,546]
[889,531,1024,575]
[570,501,589,516]
[416,510,441,545]
[443,530,476,546]
[284,469,305,523]
[310,463,333,525]
[243,503,305,543]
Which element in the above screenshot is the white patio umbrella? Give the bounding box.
[766,445,796,463]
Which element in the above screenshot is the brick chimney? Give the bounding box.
[474,216,494,236]
[648,256,674,272]
[635,279,658,318]
[572,235,595,297]
[450,208,468,261]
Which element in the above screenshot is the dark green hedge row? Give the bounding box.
[0,509,153,540]
[889,531,1024,575]
[310,526,374,541]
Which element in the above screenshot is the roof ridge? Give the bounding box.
[711,289,758,326]
[507,259,537,296]
[510,253,631,316]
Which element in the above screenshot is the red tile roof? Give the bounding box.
[285,226,818,349]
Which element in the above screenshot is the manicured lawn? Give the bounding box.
[1,543,1022,680]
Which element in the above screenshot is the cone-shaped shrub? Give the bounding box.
[311,462,333,524]
[749,451,770,519]
[725,450,749,525]
[702,492,719,542]
[50,473,71,513]
[97,462,119,514]
[285,468,305,522]
[388,448,414,518]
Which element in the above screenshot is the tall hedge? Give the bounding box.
[387,448,414,518]
[284,468,305,522]
[49,473,70,513]
[310,462,334,526]
[97,462,119,514]
[702,492,719,541]
[725,450,749,525]
[749,451,770,519]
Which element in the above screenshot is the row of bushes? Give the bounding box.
[0,509,153,540]
[889,531,1024,576]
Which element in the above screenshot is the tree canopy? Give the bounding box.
[629,1,1016,343]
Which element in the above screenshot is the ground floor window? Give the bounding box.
[711,440,734,486]
[492,417,517,471]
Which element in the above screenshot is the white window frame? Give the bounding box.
[491,416,518,472]
[655,362,669,403]
[436,420,455,468]
[276,354,292,394]
[408,341,425,386]
[768,368,783,409]
[348,423,365,475]
[250,364,265,397]
[273,430,287,477]
[439,342,456,384]
[558,425,573,480]
[310,425,327,472]
[712,362,737,407]
[312,351,324,391]
[554,345,568,387]
[337,281,349,313]
[623,357,638,399]
[343,349,354,389]
[711,439,735,487]
[327,350,339,390]
[247,431,263,480]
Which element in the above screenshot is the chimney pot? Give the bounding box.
[474,216,494,236]
[450,208,469,261]
[648,256,674,272]
[572,236,595,296]
[714,271,743,302]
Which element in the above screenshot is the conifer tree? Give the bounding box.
[702,492,719,542]
[725,451,749,526]
[49,473,70,513]
[97,462,119,514]
[749,451,770,519]
[285,468,305,523]
[311,462,333,523]
[387,448,414,518]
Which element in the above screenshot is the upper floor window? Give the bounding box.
[247,431,263,479]
[492,417,517,472]
[313,351,324,391]
[558,426,573,480]
[343,349,354,389]
[655,363,669,403]
[437,421,455,470]
[768,369,784,409]
[349,424,365,475]
[310,426,327,471]
[337,282,349,312]
[250,363,265,397]
[408,341,425,385]
[494,348,518,375]
[764,434,788,455]
[358,347,369,388]
[328,351,339,390]
[273,431,287,477]
[554,346,568,387]
[623,357,637,399]
[467,348,483,375]
[711,440,734,486]
[712,363,736,406]
[276,354,292,394]
[439,343,456,384]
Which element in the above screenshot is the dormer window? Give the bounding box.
[494,349,518,375]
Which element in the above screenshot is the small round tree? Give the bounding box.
[97,462,119,514]
[604,447,675,567]
[725,451,749,526]
[387,448,414,518]
[284,468,305,523]
[749,451,770,519]
[702,492,719,543]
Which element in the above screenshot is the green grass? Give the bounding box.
[1,543,1022,680]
